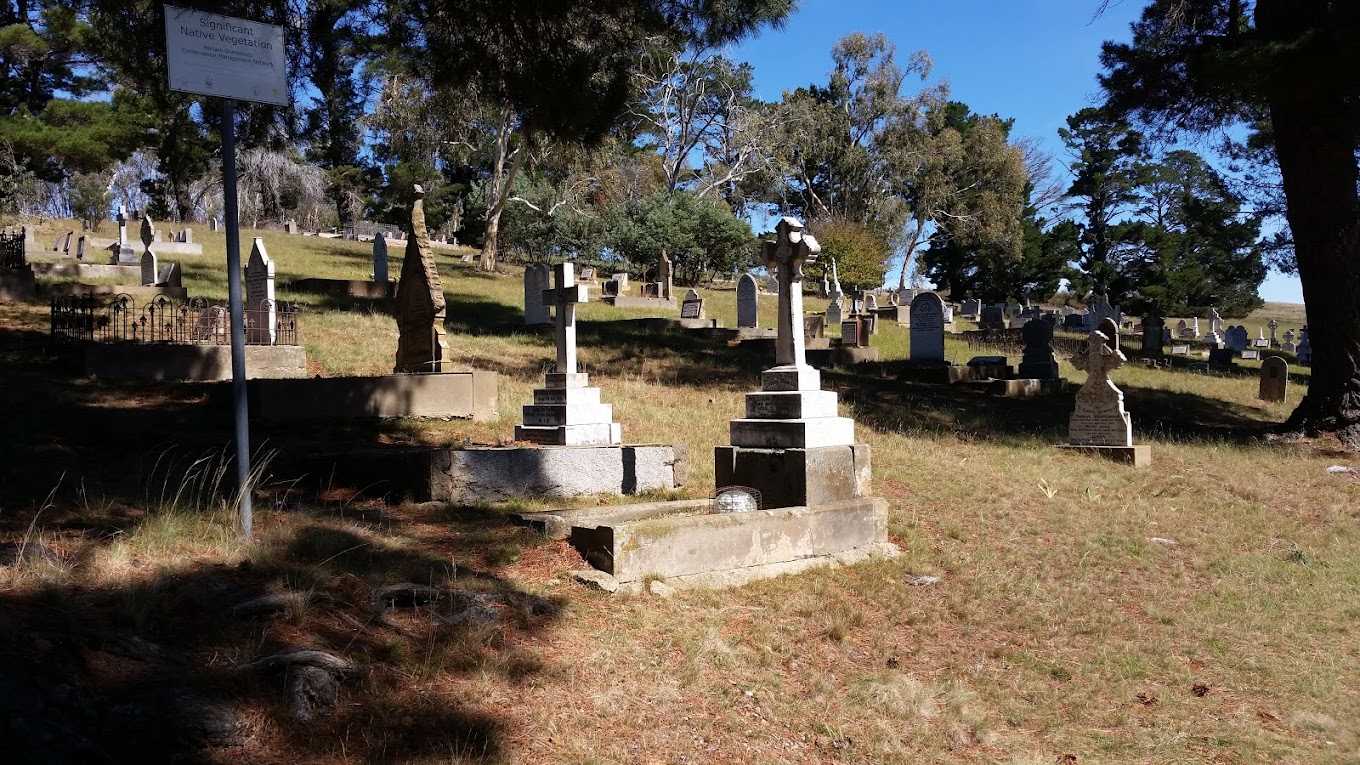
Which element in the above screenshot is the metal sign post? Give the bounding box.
[219,98,252,539]
[165,5,288,539]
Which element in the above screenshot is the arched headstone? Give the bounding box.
[909,292,946,362]
[736,274,758,328]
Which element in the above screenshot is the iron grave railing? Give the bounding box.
[50,294,300,346]
[0,228,26,270]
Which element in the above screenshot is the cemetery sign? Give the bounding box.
[164,6,287,105]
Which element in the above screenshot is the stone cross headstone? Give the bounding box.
[513,262,621,446]
[909,292,946,362]
[1259,357,1289,403]
[736,273,758,328]
[1296,328,1311,364]
[245,237,276,344]
[523,263,552,325]
[393,185,451,373]
[544,262,589,375]
[1267,319,1280,347]
[116,204,128,247]
[139,217,158,286]
[1019,318,1060,378]
[1282,329,1297,353]
[1068,329,1133,447]
[373,232,389,282]
[763,217,818,368]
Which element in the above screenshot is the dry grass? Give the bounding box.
[1,217,1356,764]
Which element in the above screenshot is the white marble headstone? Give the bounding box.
[245,237,276,344]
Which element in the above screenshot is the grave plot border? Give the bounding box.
[49,293,301,346]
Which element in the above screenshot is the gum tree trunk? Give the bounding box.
[1260,0,1360,447]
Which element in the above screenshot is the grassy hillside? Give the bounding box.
[0,219,1354,764]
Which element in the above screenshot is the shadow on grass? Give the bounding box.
[0,509,561,764]
[832,364,1275,446]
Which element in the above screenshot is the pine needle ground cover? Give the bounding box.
[0,223,1355,764]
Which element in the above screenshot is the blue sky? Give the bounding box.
[726,0,1304,304]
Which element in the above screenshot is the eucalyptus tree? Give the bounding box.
[388,0,794,271]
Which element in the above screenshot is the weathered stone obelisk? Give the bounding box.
[393,185,451,373]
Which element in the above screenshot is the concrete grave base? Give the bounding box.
[526,497,892,587]
[721,327,777,342]
[807,346,879,366]
[676,317,719,330]
[715,443,870,510]
[31,262,156,282]
[0,269,36,300]
[283,278,397,299]
[298,444,686,503]
[603,295,676,310]
[871,306,910,325]
[1055,443,1152,468]
[896,362,1007,385]
[612,542,901,593]
[82,344,307,381]
[246,371,497,421]
[151,242,203,256]
[983,378,1069,398]
[40,283,188,301]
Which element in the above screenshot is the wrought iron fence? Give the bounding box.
[0,228,25,270]
[50,294,300,346]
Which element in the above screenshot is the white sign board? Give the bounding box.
[164,5,287,105]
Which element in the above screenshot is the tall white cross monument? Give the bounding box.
[717,217,868,508]
[514,262,622,446]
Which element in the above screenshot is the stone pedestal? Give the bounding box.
[514,371,622,446]
[717,364,869,508]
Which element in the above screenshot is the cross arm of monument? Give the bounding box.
[763,216,819,279]
[543,281,589,308]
